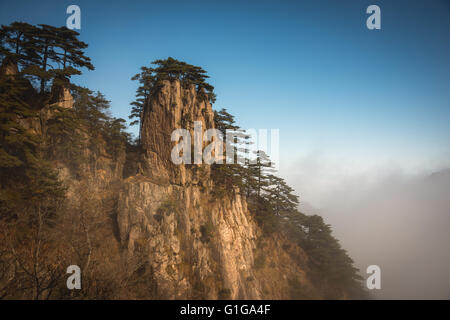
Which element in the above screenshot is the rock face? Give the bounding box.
[50,85,73,109]
[118,179,261,298]
[117,80,312,299]
[139,80,215,185]
[118,80,261,298]
[50,77,74,109]
[1,55,350,299]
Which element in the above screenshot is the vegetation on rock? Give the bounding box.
[0,21,367,299]
[130,57,216,129]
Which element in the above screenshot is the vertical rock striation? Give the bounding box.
[117,80,312,299]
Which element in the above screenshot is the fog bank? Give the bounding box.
[283,155,450,299]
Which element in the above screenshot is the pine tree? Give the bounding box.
[292,214,366,298]
[32,24,93,93]
[0,22,94,95]
[44,102,86,170]
[104,118,130,160]
[130,57,216,129]
[0,22,40,67]
[0,73,64,218]
[263,174,299,217]
[129,66,154,128]
[213,108,239,135]
[53,27,92,71]
[211,108,250,194]
[72,87,130,164]
[247,150,275,198]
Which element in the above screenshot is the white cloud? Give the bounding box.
[280,152,450,299]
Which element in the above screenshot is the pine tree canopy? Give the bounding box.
[129,57,216,129]
[0,22,94,95]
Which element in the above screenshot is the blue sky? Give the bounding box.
[1,0,450,176]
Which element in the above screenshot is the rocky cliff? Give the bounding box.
[116,80,313,299]
[0,21,367,299]
[0,58,335,298]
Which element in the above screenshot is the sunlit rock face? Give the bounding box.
[0,66,317,298]
[117,80,313,299]
[118,80,265,299]
[51,86,73,109]
[1,68,320,298]
[50,77,74,109]
[139,80,215,186]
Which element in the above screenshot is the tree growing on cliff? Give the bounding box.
[0,22,94,95]
[130,57,216,132]
[0,22,40,68]
[71,87,130,168]
[211,108,252,195]
[0,69,68,300]
[0,72,64,219]
[247,150,276,198]
[0,22,140,299]
[214,108,239,135]
[129,66,154,127]
[151,57,215,101]
[263,174,299,217]
[297,214,367,298]
[210,108,366,297]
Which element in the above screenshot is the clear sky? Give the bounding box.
[1,0,450,176]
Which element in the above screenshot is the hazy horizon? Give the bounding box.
[283,157,450,299]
